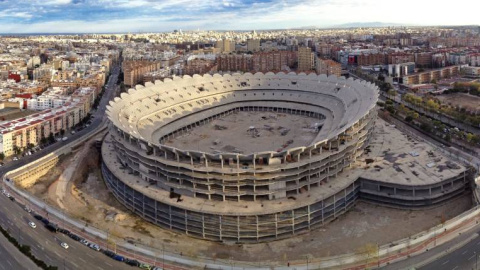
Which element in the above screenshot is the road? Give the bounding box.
[0,220,40,270]
[419,230,480,270]
[0,66,137,270]
[0,66,119,175]
[0,191,133,270]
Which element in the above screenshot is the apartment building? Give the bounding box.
[0,87,96,156]
[247,39,261,52]
[216,54,253,72]
[402,65,460,85]
[251,51,297,73]
[122,60,161,86]
[316,58,342,77]
[297,47,313,72]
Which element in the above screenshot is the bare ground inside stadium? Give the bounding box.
[165,111,321,154]
[25,135,472,263]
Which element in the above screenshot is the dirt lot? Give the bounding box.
[23,134,473,263]
[437,93,480,111]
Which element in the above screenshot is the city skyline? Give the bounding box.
[0,0,478,33]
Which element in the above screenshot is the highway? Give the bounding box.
[0,66,139,270]
[0,219,40,270]
[0,190,133,270]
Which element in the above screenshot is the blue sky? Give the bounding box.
[0,0,478,33]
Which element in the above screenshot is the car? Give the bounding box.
[33,214,43,220]
[103,250,115,257]
[139,264,152,270]
[13,157,18,161]
[88,243,100,251]
[9,196,15,201]
[24,207,32,213]
[125,259,140,266]
[60,242,69,249]
[113,255,125,262]
[69,234,81,241]
[28,222,36,229]
[41,218,49,225]
[153,267,163,270]
[58,228,70,235]
[80,239,89,246]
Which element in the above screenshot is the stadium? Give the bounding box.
[101,72,469,243]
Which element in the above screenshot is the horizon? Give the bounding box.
[0,0,479,34]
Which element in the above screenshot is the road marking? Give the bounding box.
[462,250,468,255]
[105,262,113,267]
[452,266,459,270]
[96,267,103,270]
[469,254,476,260]
[54,251,61,257]
[0,264,4,270]
[78,258,87,263]
[86,253,95,258]
[45,254,52,261]
[442,260,449,265]
[71,262,79,268]
[6,260,12,267]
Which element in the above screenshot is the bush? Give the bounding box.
[405,116,413,122]
[385,100,393,105]
[376,101,385,107]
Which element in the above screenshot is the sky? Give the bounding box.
[0,0,478,33]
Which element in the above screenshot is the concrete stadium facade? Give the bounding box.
[101,72,469,243]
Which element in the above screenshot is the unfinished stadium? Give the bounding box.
[101,72,471,243]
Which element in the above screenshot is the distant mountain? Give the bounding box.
[328,22,406,28]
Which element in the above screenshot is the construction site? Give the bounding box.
[19,118,473,262]
[167,110,322,154]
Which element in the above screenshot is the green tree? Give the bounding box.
[0,153,4,161]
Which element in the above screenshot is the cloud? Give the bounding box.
[0,0,477,33]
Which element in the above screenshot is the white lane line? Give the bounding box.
[54,251,61,257]
[452,266,459,270]
[86,253,95,259]
[45,254,52,261]
[0,264,4,270]
[6,260,12,267]
[71,262,79,268]
[469,254,476,260]
[441,260,449,265]
[105,262,113,267]
[96,267,103,270]
[78,257,87,263]
[462,250,468,255]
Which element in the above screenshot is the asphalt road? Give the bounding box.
[0,191,134,270]
[419,231,480,270]
[0,67,137,270]
[0,66,120,175]
[0,220,39,270]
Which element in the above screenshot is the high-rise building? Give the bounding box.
[252,51,297,72]
[247,39,261,52]
[215,39,236,53]
[297,47,313,72]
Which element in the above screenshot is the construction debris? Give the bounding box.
[214,125,228,130]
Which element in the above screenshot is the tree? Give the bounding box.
[40,137,47,145]
[60,129,65,136]
[13,145,21,155]
[405,115,414,122]
[27,143,34,150]
[48,133,55,143]
[0,153,4,161]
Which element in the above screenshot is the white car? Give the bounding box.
[13,157,18,161]
[61,242,69,249]
[28,222,36,229]
[88,243,100,251]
